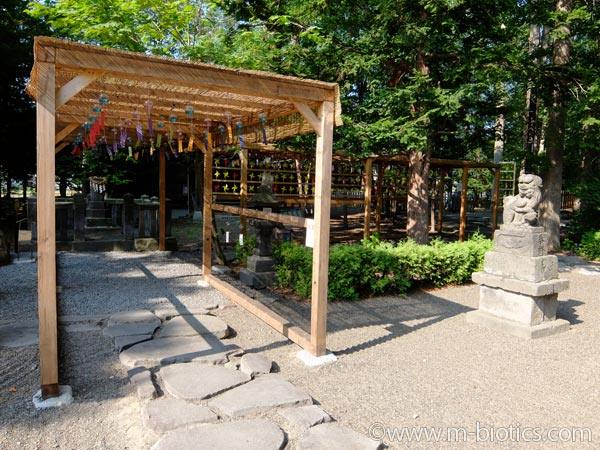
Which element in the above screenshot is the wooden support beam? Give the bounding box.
[437,170,446,234]
[54,142,68,155]
[293,102,322,136]
[240,148,248,237]
[212,203,308,228]
[55,72,100,109]
[376,163,383,232]
[310,101,334,357]
[55,123,79,146]
[459,168,469,242]
[159,146,166,251]
[205,275,311,350]
[36,61,59,399]
[202,147,214,278]
[492,167,501,234]
[363,158,373,240]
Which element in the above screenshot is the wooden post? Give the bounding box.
[375,163,383,233]
[202,145,214,278]
[159,146,166,251]
[310,101,334,357]
[459,167,469,242]
[437,170,445,234]
[363,157,373,240]
[492,167,500,233]
[240,148,248,238]
[36,60,59,398]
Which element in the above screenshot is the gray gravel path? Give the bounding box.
[1,252,598,449]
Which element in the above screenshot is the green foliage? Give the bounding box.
[234,235,257,266]
[387,233,492,287]
[577,231,600,261]
[274,234,491,300]
[273,242,313,298]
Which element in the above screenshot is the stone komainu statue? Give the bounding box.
[503,173,543,227]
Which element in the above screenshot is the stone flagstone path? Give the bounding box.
[104,307,383,450]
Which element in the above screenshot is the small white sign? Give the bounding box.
[305,219,315,248]
[239,234,244,245]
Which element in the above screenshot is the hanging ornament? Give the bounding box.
[236,121,245,149]
[119,126,127,148]
[88,115,97,123]
[98,92,109,105]
[218,123,226,151]
[259,113,268,145]
[224,111,233,142]
[185,103,194,116]
[92,104,102,113]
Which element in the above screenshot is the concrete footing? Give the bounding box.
[466,310,571,339]
[32,385,73,409]
[296,350,337,367]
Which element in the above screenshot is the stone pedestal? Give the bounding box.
[86,190,110,227]
[467,226,570,338]
[240,220,277,288]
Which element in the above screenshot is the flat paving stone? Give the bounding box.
[141,397,218,433]
[158,315,229,339]
[209,374,312,418]
[296,422,383,450]
[119,336,242,368]
[114,334,153,352]
[127,366,158,401]
[240,353,273,377]
[278,405,332,430]
[0,321,38,348]
[109,310,159,325]
[152,307,210,320]
[103,321,160,338]
[150,419,285,450]
[161,363,250,400]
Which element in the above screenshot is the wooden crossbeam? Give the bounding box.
[56,72,100,109]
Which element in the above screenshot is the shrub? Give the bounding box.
[578,230,600,261]
[273,242,313,298]
[234,235,257,266]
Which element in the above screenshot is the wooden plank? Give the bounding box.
[36,61,59,398]
[205,275,311,350]
[55,123,79,146]
[459,168,469,242]
[492,167,500,233]
[52,46,336,103]
[363,158,373,240]
[437,170,446,234]
[55,72,100,109]
[310,101,334,357]
[293,102,321,136]
[212,203,308,228]
[376,163,383,232]
[202,147,214,278]
[54,142,68,154]
[240,148,248,237]
[159,146,166,251]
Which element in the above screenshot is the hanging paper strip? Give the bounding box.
[169,141,178,158]
[203,131,210,152]
[128,146,133,157]
[120,128,127,147]
[259,115,268,145]
[100,111,106,130]
[136,123,143,142]
[187,137,194,153]
[157,133,162,148]
[178,138,183,154]
[148,116,154,137]
[113,141,118,154]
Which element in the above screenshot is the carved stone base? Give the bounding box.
[466,310,570,339]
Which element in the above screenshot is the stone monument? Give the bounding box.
[466,173,570,338]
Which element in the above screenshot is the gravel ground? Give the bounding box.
[0,251,598,449]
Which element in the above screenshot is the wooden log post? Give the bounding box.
[459,167,469,242]
[363,157,373,240]
[159,146,166,251]
[36,59,59,398]
[492,167,500,233]
[310,101,334,357]
[240,148,248,238]
[202,146,214,278]
[437,170,446,234]
[375,163,383,233]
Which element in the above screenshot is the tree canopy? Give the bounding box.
[4,0,598,246]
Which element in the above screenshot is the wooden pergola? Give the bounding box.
[27,37,341,398]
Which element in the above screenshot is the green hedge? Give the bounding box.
[578,230,600,261]
[273,233,492,301]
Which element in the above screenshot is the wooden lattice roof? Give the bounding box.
[27,36,342,149]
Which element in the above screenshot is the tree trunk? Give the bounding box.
[406,150,431,244]
[539,0,573,252]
